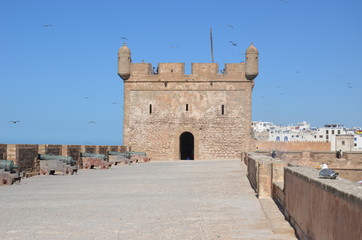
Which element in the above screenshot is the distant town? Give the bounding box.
[252,121,362,151]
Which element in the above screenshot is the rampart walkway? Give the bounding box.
[0,160,296,240]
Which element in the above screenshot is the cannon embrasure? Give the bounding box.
[107,151,132,165]
[81,153,111,169]
[0,160,21,186]
[127,152,151,163]
[38,154,77,175]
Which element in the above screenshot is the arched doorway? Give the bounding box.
[180,132,194,160]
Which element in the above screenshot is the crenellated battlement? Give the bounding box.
[128,62,245,79]
[191,63,219,75]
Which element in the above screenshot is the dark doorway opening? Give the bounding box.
[180,132,194,160]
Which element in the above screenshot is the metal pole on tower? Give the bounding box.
[210,28,214,63]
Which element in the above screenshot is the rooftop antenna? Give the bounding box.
[210,27,214,63]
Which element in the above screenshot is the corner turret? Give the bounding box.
[118,43,131,80]
[245,43,258,80]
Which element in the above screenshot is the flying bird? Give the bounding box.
[89,121,96,124]
[84,96,91,99]
[319,164,339,179]
[229,41,237,46]
[9,120,20,124]
[227,24,234,28]
[42,24,53,27]
[111,102,118,104]
[121,37,128,40]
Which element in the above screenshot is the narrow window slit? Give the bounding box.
[149,104,152,114]
[221,105,225,115]
[186,104,189,111]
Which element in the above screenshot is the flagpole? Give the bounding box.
[210,28,214,63]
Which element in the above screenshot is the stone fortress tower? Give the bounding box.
[118,43,259,160]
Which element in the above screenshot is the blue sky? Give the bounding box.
[1,0,361,145]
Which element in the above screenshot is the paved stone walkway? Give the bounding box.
[0,160,296,240]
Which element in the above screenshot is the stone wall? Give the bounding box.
[245,153,287,198]
[120,146,129,152]
[6,144,39,173]
[255,140,330,152]
[279,151,304,161]
[284,166,362,240]
[344,151,362,163]
[244,152,362,240]
[265,150,362,181]
[0,144,7,159]
[123,62,254,160]
[39,144,62,155]
[97,145,109,155]
[2,144,127,175]
[63,145,82,167]
[333,169,362,182]
[83,145,96,154]
[310,151,336,163]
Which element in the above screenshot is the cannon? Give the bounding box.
[38,154,75,165]
[128,152,151,163]
[0,160,18,171]
[81,153,108,160]
[107,151,132,165]
[108,151,131,158]
[81,153,111,169]
[38,154,78,175]
[0,160,21,186]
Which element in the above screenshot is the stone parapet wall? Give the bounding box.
[1,144,128,176]
[246,154,258,191]
[343,151,362,163]
[245,152,288,198]
[284,166,362,240]
[244,152,362,240]
[279,151,304,161]
[97,145,109,155]
[0,144,7,159]
[7,144,39,173]
[129,62,245,79]
[64,145,82,167]
[310,151,336,163]
[255,140,330,152]
[38,144,63,155]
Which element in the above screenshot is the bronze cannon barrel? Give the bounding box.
[0,160,18,171]
[108,151,130,158]
[38,154,75,165]
[81,153,108,160]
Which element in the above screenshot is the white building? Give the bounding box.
[252,121,362,151]
[252,121,273,133]
[348,128,362,151]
